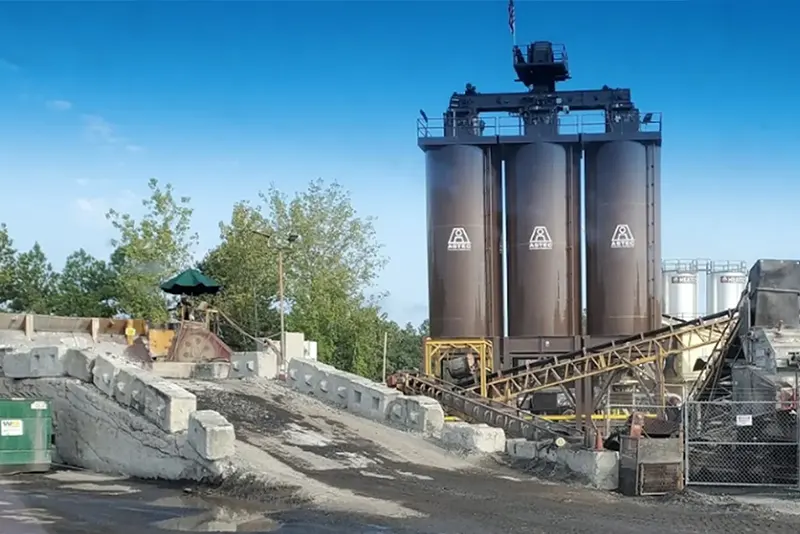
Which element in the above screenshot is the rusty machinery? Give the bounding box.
[126,308,233,364]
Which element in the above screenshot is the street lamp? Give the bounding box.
[248,228,299,372]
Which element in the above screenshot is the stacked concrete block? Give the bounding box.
[63,348,98,382]
[387,396,445,438]
[284,332,305,363]
[284,354,510,456]
[287,357,440,429]
[315,365,348,408]
[506,438,619,490]
[229,351,277,379]
[440,422,506,454]
[188,410,236,460]
[91,353,197,434]
[345,377,401,422]
[142,379,197,433]
[92,354,124,397]
[151,361,231,380]
[303,341,318,361]
[113,365,147,407]
[287,358,356,408]
[3,346,65,378]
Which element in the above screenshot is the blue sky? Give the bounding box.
[0,1,798,326]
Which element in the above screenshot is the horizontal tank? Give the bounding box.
[585,140,661,336]
[707,260,747,313]
[505,142,581,337]
[661,259,699,321]
[426,144,503,339]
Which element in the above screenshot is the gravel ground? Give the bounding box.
[179,378,800,534]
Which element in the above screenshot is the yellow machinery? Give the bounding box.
[423,338,492,398]
[393,308,740,440]
[125,305,232,363]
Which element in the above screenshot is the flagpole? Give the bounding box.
[509,0,516,47]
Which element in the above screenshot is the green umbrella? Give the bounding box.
[160,268,222,296]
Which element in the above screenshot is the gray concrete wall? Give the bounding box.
[286,357,505,454]
[0,346,237,480]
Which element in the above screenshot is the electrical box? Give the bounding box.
[0,397,53,473]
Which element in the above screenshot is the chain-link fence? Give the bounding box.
[684,400,799,487]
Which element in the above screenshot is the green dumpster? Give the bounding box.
[0,397,53,473]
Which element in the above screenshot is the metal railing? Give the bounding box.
[513,43,569,66]
[416,112,662,139]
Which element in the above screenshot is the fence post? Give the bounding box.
[683,399,690,487]
[796,367,800,491]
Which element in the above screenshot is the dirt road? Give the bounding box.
[184,378,800,534]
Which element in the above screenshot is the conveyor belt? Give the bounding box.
[687,307,743,401]
[396,373,583,441]
[458,309,738,403]
[401,309,739,436]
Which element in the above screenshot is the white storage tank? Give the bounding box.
[707,260,748,313]
[662,260,699,321]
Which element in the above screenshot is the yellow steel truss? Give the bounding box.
[465,310,738,404]
[423,338,493,398]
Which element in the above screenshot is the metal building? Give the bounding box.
[585,140,661,336]
[706,260,748,313]
[425,144,504,339]
[662,260,699,321]
[505,143,582,336]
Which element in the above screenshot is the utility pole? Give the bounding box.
[248,226,298,374]
[278,248,286,373]
[382,331,388,382]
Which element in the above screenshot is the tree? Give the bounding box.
[200,202,280,349]
[0,224,16,307]
[106,178,198,322]
[8,243,57,314]
[50,249,116,317]
[203,178,389,373]
[384,320,427,374]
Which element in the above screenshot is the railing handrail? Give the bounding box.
[416,112,662,138]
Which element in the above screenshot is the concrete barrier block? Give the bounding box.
[194,362,230,380]
[230,351,277,379]
[345,376,400,422]
[128,374,148,414]
[92,354,122,397]
[142,376,197,433]
[114,365,148,407]
[303,341,318,361]
[63,349,97,382]
[315,368,348,408]
[402,396,445,437]
[441,422,506,454]
[188,410,236,460]
[3,346,64,378]
[151,362,231,380]
[284,332,305,364]
[286,357,334,395]
[506,438,620,490]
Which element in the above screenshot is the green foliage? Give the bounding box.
[8,243,57,314]
[50,249,116,317]
[106,178,198,322]
[0,224,16,306]
[200,202,279,349]
[0,177,427,380]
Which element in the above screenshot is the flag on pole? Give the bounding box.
[508,0,516,36]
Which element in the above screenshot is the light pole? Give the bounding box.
[249,229,298,372]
